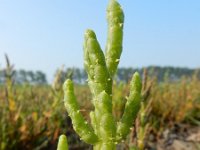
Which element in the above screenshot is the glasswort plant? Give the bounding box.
[58,0,142,149]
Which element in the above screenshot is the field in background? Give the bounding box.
[0,57,200,150]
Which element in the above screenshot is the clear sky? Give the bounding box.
[0,0,200,81]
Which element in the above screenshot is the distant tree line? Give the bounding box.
[0,54,47,85]
[117,66,200,83]
[0,69,47,85]
[55,66,200,84]
[1,66,199,85]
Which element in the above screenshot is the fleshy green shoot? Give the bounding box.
[58,0,142,149]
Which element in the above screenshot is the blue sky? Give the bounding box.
[0,0,200,81]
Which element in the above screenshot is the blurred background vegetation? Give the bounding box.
[0,55,200,150]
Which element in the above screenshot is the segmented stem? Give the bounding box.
[117,72,142,141]
[63,80,98,144]
[105,0,124,77]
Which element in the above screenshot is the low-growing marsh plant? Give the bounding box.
[58,0,142,149]
[132,69,154,150]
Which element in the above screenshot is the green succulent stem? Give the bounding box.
[117,73,142,141]
[60,0,142,149]
[63,80,98,144]
[57,135,68,150]
[106,0,124,77]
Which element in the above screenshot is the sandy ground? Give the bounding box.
[154,124,200,150]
